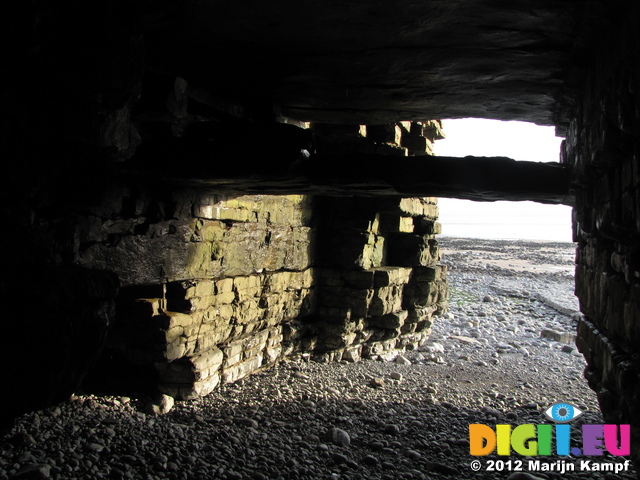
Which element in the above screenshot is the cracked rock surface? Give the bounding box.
[1,238,635,480]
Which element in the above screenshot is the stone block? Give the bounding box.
[361,339,398,357]
[318,287,374,317]
[190,348,224,371]
[540,329,576,344]
[399,198,426,216]
[406,306,437,323]
[413,218,442,235]
[215,277,235,294]
[368,311,408,329]
[317,231,383,270]
[192,373,221,397]
[222,354,264,383]
[328,314,368,330]
[234,275,263,301]
[414,319,433,333]
[160,311,196,329]
[366,123,402,144]
[403,282,442,309]
[372,267,412,287]
[378,214,415,233]
[401,134,432,156]
[369,285,403,316]
[357,329,374,343]
[264,344,283,365]
[342,269,375,289]
[401,322,417,334]
[165,338,187,361]
[386,234,440,267]
[233,300,263,324]
[322,332,357,350]
[412,265,445,283]
[369,327,402,342]
[342,345,362,363]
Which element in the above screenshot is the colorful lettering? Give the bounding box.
[603,424,630,456]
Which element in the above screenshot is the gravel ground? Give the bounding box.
[1,237,636,480]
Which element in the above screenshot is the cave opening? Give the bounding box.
[5,1,640,476]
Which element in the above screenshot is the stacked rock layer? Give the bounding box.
[83,122,449,400]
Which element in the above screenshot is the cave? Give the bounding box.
[3,0,640,477]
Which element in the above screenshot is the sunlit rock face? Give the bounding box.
[75,125,449,402]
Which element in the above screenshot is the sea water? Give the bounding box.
[437,198,574,243]
[433,119,572,242]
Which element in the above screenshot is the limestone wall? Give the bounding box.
[310,196,447,363]
[564,0,640,466]
[74,121,449,401]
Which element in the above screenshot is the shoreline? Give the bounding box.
[438,235,577,278]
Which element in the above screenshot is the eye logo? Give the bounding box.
[544,403,583,423]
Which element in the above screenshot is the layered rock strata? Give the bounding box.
[75,122,449,401]
[565,0,640,467]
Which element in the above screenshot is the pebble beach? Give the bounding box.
[1,237,636,480]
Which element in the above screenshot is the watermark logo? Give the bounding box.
[469,402,630,457]
[544,402,582,423]
[467,402,632,475]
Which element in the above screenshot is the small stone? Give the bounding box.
[145,394,174,415]
[384,424,400,435]
[369,441,384,451]
[84,443,104,453]
[10,463,52,480]
[369,377,385,388]
[404,449,421,459]
[425,343,445,353]
[330,452,348,464]
[326,427,350,447]
[395,355,412,365]
[389,372,403,381]
[361,455,378,465]
[540,329,575,343]
[235,417,259,428]
[152,454,168,464]
[561,345,575,353]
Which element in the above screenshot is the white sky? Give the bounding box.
[432,118,573,241]
[434,118,563,161]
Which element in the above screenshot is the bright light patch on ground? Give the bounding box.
[433,118,573,242]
